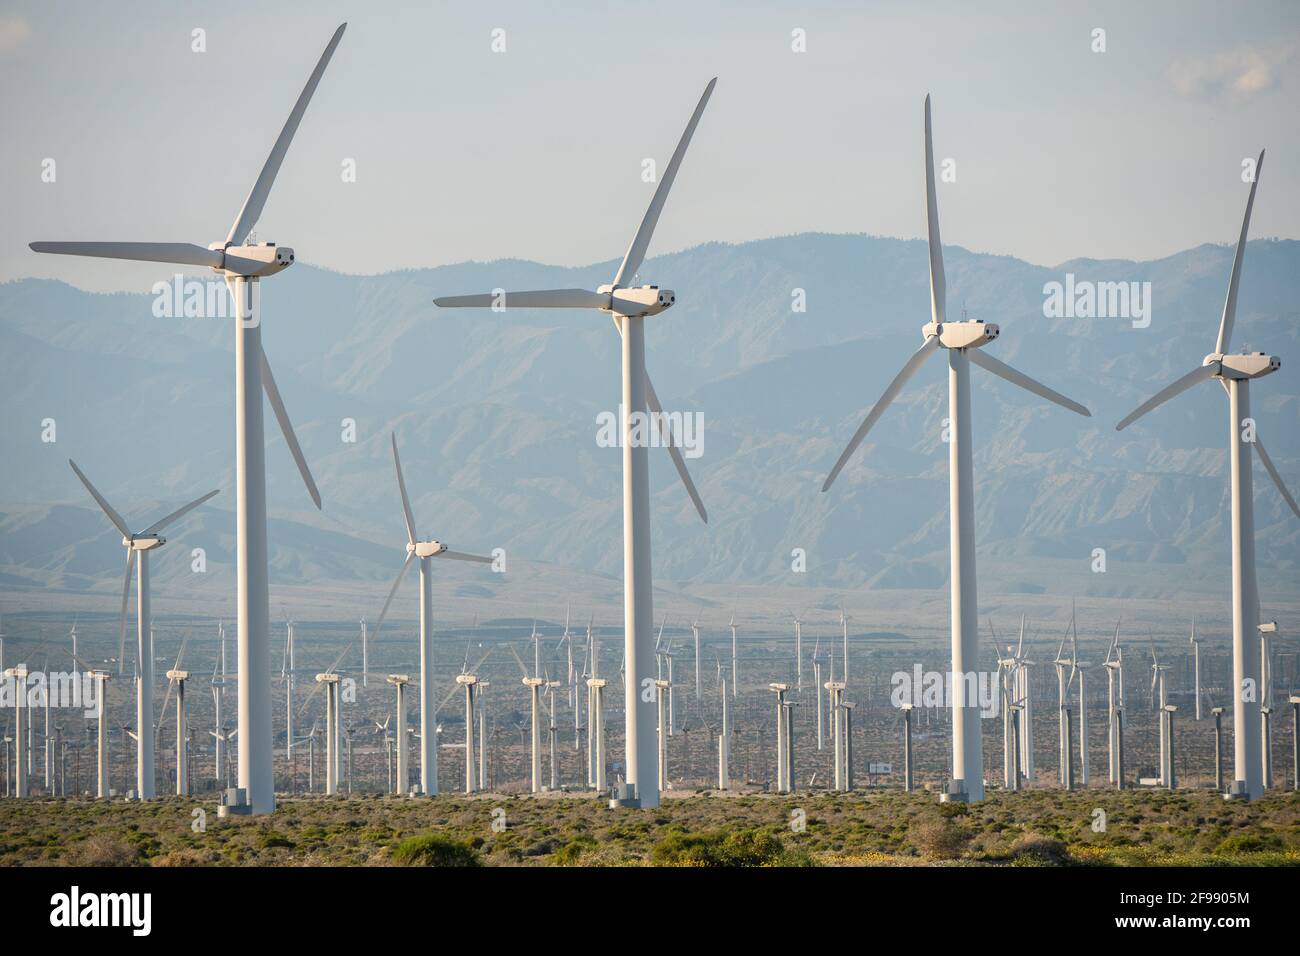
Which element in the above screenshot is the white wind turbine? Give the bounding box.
[32,25,347,814]
[1115,150,1298,801]
[1149,638,1171,786]
[433,79,717,809]
[212,620,228,785]
[1103,622,1125,789]
[821,96,1091,803]
[157,637,191,797]
[68,459,217,800]
[371,433,494,797]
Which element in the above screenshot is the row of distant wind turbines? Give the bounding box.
[21,21,1298,812]
[8,600,1294,802]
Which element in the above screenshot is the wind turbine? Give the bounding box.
[375,716,393,794]
[89,670,111,798]
[157,637,191,797]
[433,79,717,810]
[386,675,411,796]
[820,96,1091,803]
[3,664,27,797]
[67,459,217,800]
[1259,620,1277,789]
[32,27,346,813]
[371,433,494,797]
[1115,150,1298,801]
[315,672,341,796]
[1103,621,1125,788]
[456,673,478,794]
[213,620,228,785]
[1150,638,1171,785]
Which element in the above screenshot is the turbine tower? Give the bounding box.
[457,674,478,793]
[3,665,27,798]
[32,25,347,814]
[433,79,717,809]
[68,460,217,801]
[821,96,1091,802]
[316,673,341,796]
[1115,150,1298,801]
[372,433,494,796]
[387,675,411,796]
[91,670,111,798]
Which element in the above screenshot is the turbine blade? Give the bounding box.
[391,433,418,544]
[645,371,708,523]
[1114,364,1217,431]
[822,334,939,492]
[118,549,136,675]
[611,78,717,289]
[923,94,946,325]
[144,489,220,535]
[68,459,132,538]
[1254,435,1300,519]
[261,349,322,509]
[372,552,416,641]
[1215,149,1264,355]
[30,241,224,269]
[438,549,494,565]
[967,349,1091,417]
[433,289,609,310]
[226,23,347,245]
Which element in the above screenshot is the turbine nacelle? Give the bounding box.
[597,283,675,316]
[407,540,447,559]
[923,319,1000,350]
[1207,351,1281,380]
[209,242,296,278]
[126,534,165,551]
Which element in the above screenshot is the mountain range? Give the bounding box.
[2,233,1298,615]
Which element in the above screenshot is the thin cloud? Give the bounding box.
[1165,44,1292,100]
[0,16,30,55]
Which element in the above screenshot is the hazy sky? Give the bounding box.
[3,0,1298,292]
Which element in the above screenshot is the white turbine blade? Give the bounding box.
[225,23,347,245]
[611,78,717,289]
[144,489,220,535]
[967,350,1091,417]
[923,94,946,325]
[822,334,939,492]
[118,549,136,675]
[68,459,131,538]
[1114,364,1217,431]
[433,289,609,310]
[1215,149,1264,355]
[261,350,322,509]
[372,552,416,640]
[30,241,224,269]
[391,433,418,544]
[645,371,708,523]
[438,549,494,565]
[1254,436,1300,519]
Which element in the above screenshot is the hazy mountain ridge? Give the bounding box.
[1,233,1298,603]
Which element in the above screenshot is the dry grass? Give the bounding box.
[0,788,1295,868]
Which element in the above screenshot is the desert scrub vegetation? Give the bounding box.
[0,789,1294,867]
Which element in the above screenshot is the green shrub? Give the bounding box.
[650,828,805,867]
[391,834,481,867]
